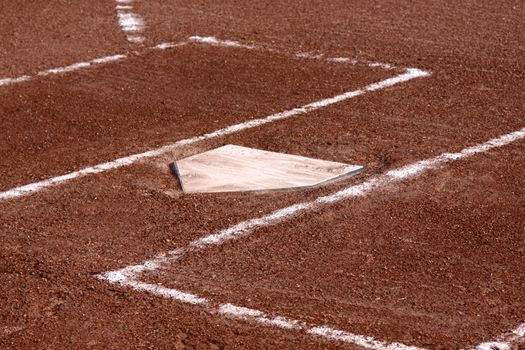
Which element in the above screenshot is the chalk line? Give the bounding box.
[101,280,422,350]
[0,54,126,87]
[0,39,192,89]
[0,67,429,202]
[98,127,525,349]
[189,36,257,50]
[117,274,422,350]
[1,35,400,90]
[189,36,394,69]
[0,75,31,86]
[115,0,145,43]
[473,322,525,350]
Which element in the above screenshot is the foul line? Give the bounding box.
[0,35,399,90]
[473,323,525,350]
[99,127,525,349]
[0,64,429,201]
[115,0,146,43]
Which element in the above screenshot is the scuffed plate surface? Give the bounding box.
[173,145,364,193]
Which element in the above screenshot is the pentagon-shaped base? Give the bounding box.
[171,145,364,194]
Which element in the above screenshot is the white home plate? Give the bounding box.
[172,145,363,193]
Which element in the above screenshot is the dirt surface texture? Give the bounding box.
[1,1,524,349]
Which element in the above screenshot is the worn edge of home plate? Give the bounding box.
[171,144,365,193]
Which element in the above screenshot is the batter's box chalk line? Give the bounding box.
[0,36,429,202]
[0,35,403,89]
[115,0,146,43]
[98,128,525,349]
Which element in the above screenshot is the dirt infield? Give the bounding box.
[1,1,524,349]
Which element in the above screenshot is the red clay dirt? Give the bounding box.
[0,0,128,77]
[0,44,391,191]
[1,0,524,349]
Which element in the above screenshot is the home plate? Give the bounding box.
[171,145,364,193]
